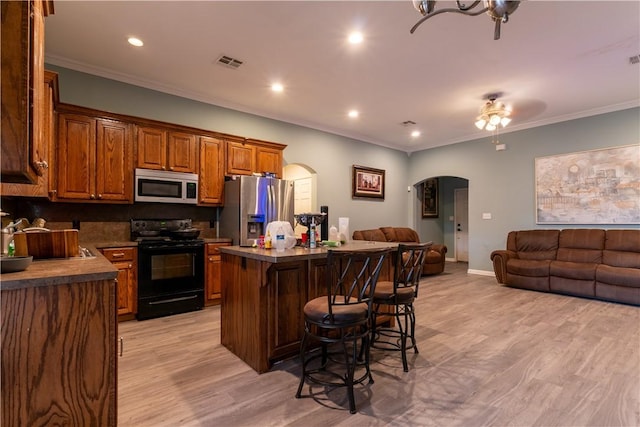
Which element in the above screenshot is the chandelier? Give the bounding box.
[475,95,511,131]
[411,1,521,40]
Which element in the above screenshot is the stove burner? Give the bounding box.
[130,218,202,243]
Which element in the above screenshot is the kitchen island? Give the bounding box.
[1,249,119,426]
[219,242,397,373]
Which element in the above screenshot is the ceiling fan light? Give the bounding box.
[486,123,497,131]
[500,117,511,127]
[475,118,487,129]
[489,114,501,126]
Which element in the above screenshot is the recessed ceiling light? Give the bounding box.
[411,130,421,138]
[128,37,144,47]
[348,32,363,44]
[271,83,284,92]
[348,110,359,118]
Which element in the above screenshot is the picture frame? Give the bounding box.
[535,144,640,224]
[422,178,439,218]
[352,165,385,199]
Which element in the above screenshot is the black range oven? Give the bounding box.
[132,219,205,320]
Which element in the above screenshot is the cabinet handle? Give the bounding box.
[169,166,174,171]
[98,194,102,199]
[128,263,132,268]
[162,166,166,170]
[36,160,49,170]
[90,194,96,199]
[119,337,124,357]
[112,253,125,258]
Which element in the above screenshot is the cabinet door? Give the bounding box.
[205,243,229,305]
[101,247,137,318]
[96,119,133,202]
[225,140,255,176]
[256,146,283,177]
[0,1,44,184]
[168,132,197,173]
[0,71,57,198]
[267,261,309,359]
[136,126,167,170]
[199,136,225,205]
[57,113,96,200]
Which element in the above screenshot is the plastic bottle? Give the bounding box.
[264,231,272,249]
[309,220,317,249]
[329,225,338,242]
[275,225,286,252]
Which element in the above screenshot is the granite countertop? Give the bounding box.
[92,237,232,249]
[1,244,117,291]
[219,241,397,263]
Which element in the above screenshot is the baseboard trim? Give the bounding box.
[467,269,495,277]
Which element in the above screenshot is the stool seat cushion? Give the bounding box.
[304,296,368,324]
[372,280,415,304]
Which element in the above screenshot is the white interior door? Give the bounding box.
[284,164,316,237]
[454,188,469,262]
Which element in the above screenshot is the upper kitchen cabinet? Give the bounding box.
[56,107,134,203]
[198,136,225,205]
[1,70,59,198]
[225,138,286,177]
[1,0,54,184]
[136,125,198,173]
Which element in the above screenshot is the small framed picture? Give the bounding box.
[422,178,438,218]
[352,165,385,199]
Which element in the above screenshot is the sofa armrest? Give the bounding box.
[491,250,516,283]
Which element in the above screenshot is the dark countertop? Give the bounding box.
[219,241,397,263]
[93,237,232,249]
[0,244,117,291]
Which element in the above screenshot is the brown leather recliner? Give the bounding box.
[352,226,447,275]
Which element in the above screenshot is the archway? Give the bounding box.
[414,176,469,263]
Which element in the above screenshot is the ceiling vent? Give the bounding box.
[217,55,243,69]
[629,55,640,65]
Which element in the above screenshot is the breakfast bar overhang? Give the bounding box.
[219,242,397,373]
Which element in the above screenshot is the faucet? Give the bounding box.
[2,218,23,256]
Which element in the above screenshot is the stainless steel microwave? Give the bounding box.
[134,168,198,204]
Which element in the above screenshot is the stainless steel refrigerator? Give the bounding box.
[219,176,295,246]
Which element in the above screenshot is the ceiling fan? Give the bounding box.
[411,0,521,40]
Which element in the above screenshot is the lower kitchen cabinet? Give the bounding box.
[205,243,230,305]
[101,247,138,320]
[1,278,117,426]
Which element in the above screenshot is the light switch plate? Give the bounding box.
[482,213,492,220]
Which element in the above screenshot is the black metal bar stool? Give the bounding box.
[295,248,390,414]
[370,242,429,372]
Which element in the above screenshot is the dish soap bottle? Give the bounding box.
[309,219,317,249]
[264,231,272,249]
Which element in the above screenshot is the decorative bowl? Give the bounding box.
[1,255,33,273]
[294,213,327,228]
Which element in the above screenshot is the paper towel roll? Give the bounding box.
[338,217,349,243]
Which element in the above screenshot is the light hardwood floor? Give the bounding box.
[118,262,640,426]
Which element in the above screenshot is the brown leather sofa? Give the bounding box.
[352,226,447,275]
[491,229,640,306]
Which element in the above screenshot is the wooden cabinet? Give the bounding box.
[198,136,225,205]
[136,125,198,173]
[1,0,53,184]
[56,111,133,203]
[1,278,117,426]
[253,141,284,178]
[1,70,59,198]
[225,139,256,176]
[101,247,138,319]
[205,242,230,305]
[225,139,285,177]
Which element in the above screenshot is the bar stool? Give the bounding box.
[370,242,429,372]
[295,248,390,414]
